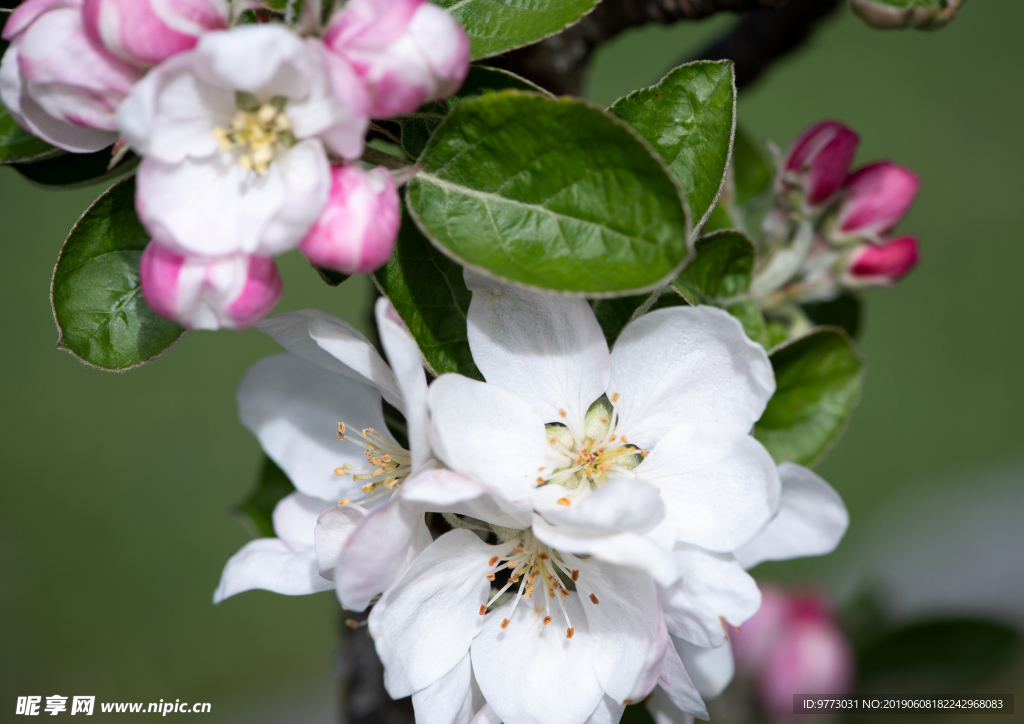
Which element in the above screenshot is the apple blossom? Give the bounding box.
[324,0,470,117]
[0,0,140,153]
[299,163,401,275]
[836,161,920,241]
[82,0,228,68]
[844,235,920,286]
[139,241,282,330]
[117,23,370,257]
[781,120,859,207]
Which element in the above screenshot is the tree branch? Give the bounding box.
[503,0,799,96]
[689,0,843,88]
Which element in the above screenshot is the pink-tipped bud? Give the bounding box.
[837,161,920,238]
[846,235,919,285]
[140,242,282,330]
[784,120,860,206]
[82,0,228,68]
[324,0,470,118]
[299,164,400,275]
[760,616,854,716]
[731,586,790,673]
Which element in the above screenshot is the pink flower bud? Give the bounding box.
[140,242,282,330]
[846,235,919,285]
[299,164,400,274]
[760,617,854,716]
[82,0,228,68]
[784,120,860,206]
[731,586,790,673]
[324,0,470,118]
[837,161,920,238]
[0,0,141,153]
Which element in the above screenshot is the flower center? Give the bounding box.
[332,422,413,502]
[478,530,600,640]
[541,394,646,500]
[212,94,295,175]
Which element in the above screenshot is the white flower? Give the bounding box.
[427,272,781,578]
[214,301,428,602]
[117,24,370,257]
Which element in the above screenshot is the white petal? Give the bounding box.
[647,686,697,724]
[657,638,709,718]
[427,374,565,509]
[733,463,849,569]
[472,595,604,724]
[237,353,388,501]
[411,653,478,724]
[256,309,403,411]
[213,538,331,603]
[272,491,332,551]
[609,306,775,450]
[532,515,680,587]
[314,502,368,579]
[334,495,430,611]
[471,704,501,724]
[586,697,627,724]
[376,298,429,467]
[640,423,780,552]
[195,24,309,97]
[465,271,610,439]
[536,478,664,534]
[676,638,735,700]
[369,530,502,698]
[401,468,532,529]
[576,558,665,704]
[661,546,760,648]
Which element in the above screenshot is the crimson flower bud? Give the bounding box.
[783,120,860,206]
[846,235,920,285]
[140,242,282,330]
[299,164,400,275]
[837,161,919,239]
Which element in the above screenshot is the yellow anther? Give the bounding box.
[338,498,351,505]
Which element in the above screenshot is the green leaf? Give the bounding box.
[801,292,862,339]
[375,208,482,379]
[407,92,690,296]
[0,107,60,164]
[609,61,736,235]
[397,66,549,159]
[234,456,296,538]
[676,229,755,302]
[15,147,139,189]
[51,176,186,371]
[732,123,773,206]
[855,619,1022,699]
[591,287,688,346]
[754,327,863,466]
[433,0,599,60]
[726,299,766,342]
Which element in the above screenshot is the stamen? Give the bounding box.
[589,593,600,604]
[557,497,571,506]
[543,616,553,625]
[479,605,487,615]
[566,627,575,639]
[338,498,351,505]
[489,556,499,566]
[571,570,579,582]
[558,409,567,418]
[500,619,510,629]
[610,392,620,402]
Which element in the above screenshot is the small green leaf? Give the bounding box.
[754,327,863,466]
[609,61,736,235]
[801,292,862,339]
[726,299,766,342]
[433,0,600,60]
[408,92,690,296]
[676,229,755,302]
[856,619,1022,699]
[375,208,482,379]
[51,176,186,371]
[234,456,296,538]
[397,66,549,159]
[732,123,773,206]
[15,147,138,189]
[0,107,60,164]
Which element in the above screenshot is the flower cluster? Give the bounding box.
[749,120,921,312]
[1,0,469,329]
[213,274,850,724]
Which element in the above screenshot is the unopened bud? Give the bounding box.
[850,0,966,31]
[760,616,853,716]
[783,120,860,206]
[140,242,282,330]
[324,0,470,118]
[837,161,919,239]
[299,164,400,275]
[83,0,228,68]
[846,235,920,285]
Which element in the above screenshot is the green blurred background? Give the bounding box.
[2,1,1022,720]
